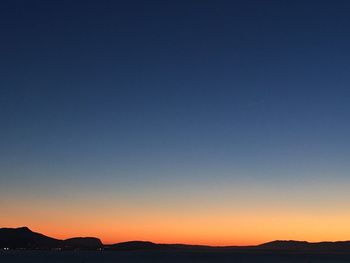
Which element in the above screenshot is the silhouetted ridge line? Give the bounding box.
[258,240,350,252]
[107,241,166,250]
[2,227,350,252]
[64,237,103,249]
[0,226,61,249]
[105,241,221,251]
[0,227,102,250]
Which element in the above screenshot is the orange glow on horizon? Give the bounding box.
[3,209,350,246]
[3,184,350,246]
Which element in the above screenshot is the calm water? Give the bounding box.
[1,250,350,263]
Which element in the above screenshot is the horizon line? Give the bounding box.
[3,226,350,247]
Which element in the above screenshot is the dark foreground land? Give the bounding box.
[2,250,350,263]
[2,228,350,262]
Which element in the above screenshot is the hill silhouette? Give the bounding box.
[258,240,350,252]
[0,227,61,249]
[107,241,167,250]
[106,241,218,251]
[0,227,102,250]
[2,227,350,252]
[64,237,103,250]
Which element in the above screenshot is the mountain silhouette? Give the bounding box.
[2,227,350,252]
[0,227,102,250]
[0,227,61,249]
[64,237,103,250]
[258,240,310,249]
[258,240,350,252]
[107,241,167,250]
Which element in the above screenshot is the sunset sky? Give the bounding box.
[1,0,350,246]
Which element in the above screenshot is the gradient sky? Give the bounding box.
[1,0,350,245]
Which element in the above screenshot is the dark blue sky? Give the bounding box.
[1,0,350,243]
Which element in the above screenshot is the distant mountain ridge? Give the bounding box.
[0,227,61,249]
[0,227,102,250]
[1,227,350,252]
[64,237,103,249]
[258,240,350,252]
[105,241,220,251]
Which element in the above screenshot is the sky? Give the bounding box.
[1,0,350,246]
